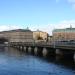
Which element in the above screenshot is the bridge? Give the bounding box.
[10,41,75,61]
[0,29,75,61]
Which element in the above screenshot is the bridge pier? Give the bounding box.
[34,47,38,55]
[42,48,48,57]
[15,45,18,49]
[23,46,26,52]
[28,47,32,54]
[34,47,43,56]
[20,46,23,50]
[15,45,19,50]
[25,46,34,54]
[19,46,23,51]
[73,52,75,62]
[56,49,63,55]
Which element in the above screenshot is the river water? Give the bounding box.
[0,47,75,75]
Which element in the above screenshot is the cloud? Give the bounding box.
[55,20,75,28]
[45,20,75,35]
[0,20,75,35]
[29,24,55,35]
[29,20,75,35]
[0,25,21,31]
[0,24,54,35]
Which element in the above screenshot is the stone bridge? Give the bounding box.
[10,42,75,61]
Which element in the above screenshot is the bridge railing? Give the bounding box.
[10,42,52,47]
[10,41,75,48]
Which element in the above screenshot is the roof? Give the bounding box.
[10,29,32,32]
[53,28,75,33]
[0,29,32,33]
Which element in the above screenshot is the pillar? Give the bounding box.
[42,48,48,57]
[73,52,75,62]
[34,47,38,55]
[28,47,32,53]
[24,46,26,52]
[56,49,62,55]
[18,46,20,49]
[20,46,23,50]
[56,49,63,60]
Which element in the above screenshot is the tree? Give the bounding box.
[37,36,43,40]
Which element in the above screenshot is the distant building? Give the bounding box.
[52,27,75,41]
[33,30,48,42]
[0,29,33,43]
[48,36,53,42]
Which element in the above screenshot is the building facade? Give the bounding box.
[52,27,75,41]
[0,29,34,43]
[33,30,48,42]
[48,36,53,42]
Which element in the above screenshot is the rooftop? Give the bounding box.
[0,29,32,33]
[53,28,75,33]
[10,29,32,32]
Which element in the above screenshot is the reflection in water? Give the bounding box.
[0,47,75,75]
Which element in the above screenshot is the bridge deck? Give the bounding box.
[10,42,75,50]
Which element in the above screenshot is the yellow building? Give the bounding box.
[33,30,48,42]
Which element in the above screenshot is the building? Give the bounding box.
[0,29,33,43]
[52,27,75,41]
[33,30,48,42]
[48,36,53,42]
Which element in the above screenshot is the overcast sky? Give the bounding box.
[0,0,75,35]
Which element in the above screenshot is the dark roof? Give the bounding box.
[0,29,32,33]
[10,29,32,32]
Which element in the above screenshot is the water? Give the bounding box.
[0,47,75,75]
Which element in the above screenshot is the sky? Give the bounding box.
[0,0,75,35]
